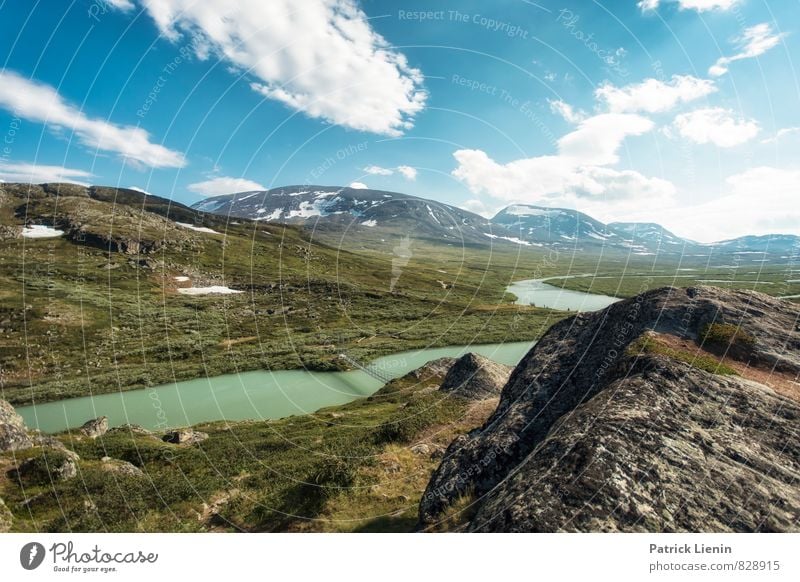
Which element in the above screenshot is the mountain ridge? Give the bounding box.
[190,186,800,255]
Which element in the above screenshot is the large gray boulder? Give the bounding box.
[0,399,32,452]
[419,287,800,532]
[438,353,512,400]
[80,416,109,438]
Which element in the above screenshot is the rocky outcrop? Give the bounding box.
[80,416,109,438]
[407,357,456,382]
[419,287,800,532]
[0,399,33,452]
[101,457,144,477]
[163,428,208,445]
[10,449,78,483]
[438,353,512,400]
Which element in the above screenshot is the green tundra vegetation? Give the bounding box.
[1,183,799,533]
[0,367,484,532]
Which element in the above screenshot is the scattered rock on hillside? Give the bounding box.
[163,428,208,445]
[419,287,800,532]
[0,399,33,452]
[80,416,109,438]
[101,457,144,477]
[107,424,155,437]
[438,353,512,400]
[11,449,78,483]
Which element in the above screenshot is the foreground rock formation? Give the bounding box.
[0,400,32,452]
[419,287,800,532]
[438,353,512,400]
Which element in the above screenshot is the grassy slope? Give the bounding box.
[0,370,488,532]
[1,184,566,405]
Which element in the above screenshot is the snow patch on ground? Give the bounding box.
[173,276,190,282]
[178,286,242,295]
[22,225,64,238]
[175,222,220,234]
[360,220,377,227]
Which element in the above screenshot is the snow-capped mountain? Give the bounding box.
[608,222,689,247]
[191,187,800,256]
[192,185,493,244]
[491,204,623,245]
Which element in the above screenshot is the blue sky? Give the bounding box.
[0,0,797,241]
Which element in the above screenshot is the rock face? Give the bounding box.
[418,287,800,532]
[438,353,512,400]
[0,399,33,452]
[163,428,208,445]
[80,416,109,438]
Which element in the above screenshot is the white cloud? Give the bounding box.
[452,149,674,211]
[396,165,417,180]
[709,23,785,77]
[596,75,716,114]
[548,99,585,123]
[0,161,93,185]
[460,199,496,218]
[761,127,800,144]
[557,113,654,166]
[673,107,759,147]
[135,0,426,136]
[107,0,135,10]
[363,165,394,176]
[362,164,417,180]
[451,109,676,220]
[187,176,265,196]
[652,167,800,241]
[349,181,368,189]
[0,70,186,169]
[639,0,739,11]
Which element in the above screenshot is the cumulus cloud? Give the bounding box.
[0,161,93,185]
[349,181,368,189]
[648,167,800,241]
[396,165,417,180]
[673,107,760,147]
[761,127,800,144]
[548,99,585,124]
[363,165,393,176]
[595,75,716,114]
[131,0,426,136]
[362,164,417,180]
[709,23,785,77]
[188,176,266,196]
[452,150,674,208]
[557,113,654,166]
[451,109,676,220]
[639,0,738,11]
[0,70,186,169]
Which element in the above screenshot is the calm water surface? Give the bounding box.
[17,341,535,434]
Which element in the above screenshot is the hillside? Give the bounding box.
[419,286,800,532]
[0,182,560,405]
